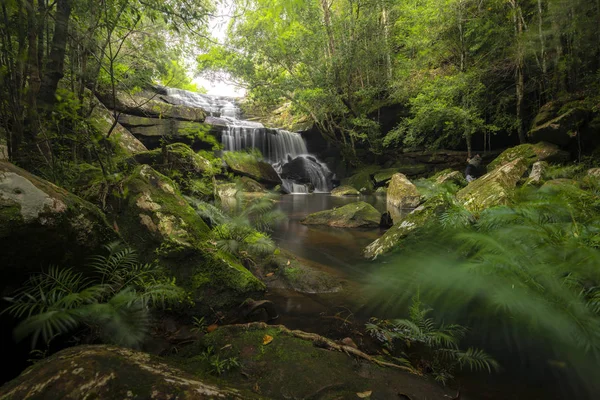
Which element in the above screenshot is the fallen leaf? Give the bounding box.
[356,391,372,398]
[286,260,291,265]
[266,272,274,277]
[262,334,273,345]
[206,324,218,333]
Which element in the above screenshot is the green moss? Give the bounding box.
[341,165,380,193]
[223,151,281,186]
[302,201,380,228]
[330,185,360,196]
[487,142,567,171]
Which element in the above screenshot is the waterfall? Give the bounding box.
[161,87,332,193]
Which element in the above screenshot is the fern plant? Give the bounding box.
[3,242,185,349]
[366,295,498,385]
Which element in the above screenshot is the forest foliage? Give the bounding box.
[199,0,600,162]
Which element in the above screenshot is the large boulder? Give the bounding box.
[133,143,215,177]
[117,114,220,150]
[526,161,549,185]
[301,201,380,228]
[340,165,381,194]
[457,158,529,213]
[0,345,256,399]
[112,165,264,313]
[364,195,450,259]
[0,162,117,294]
[331,185,360,197]
[280,155,333,191]
[87,96,148,155]
[431,169,467,187]
[224,152,281,187]
[528,101,590,146]
[487,142,569,172]
[97,90,207,122]
[387,173,421,209]
[113,164,210,256]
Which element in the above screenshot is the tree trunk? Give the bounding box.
[537,0,547,101]
[38,0,72,114]
[511,0,527,144]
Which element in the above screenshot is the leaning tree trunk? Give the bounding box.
[37,0,72,116]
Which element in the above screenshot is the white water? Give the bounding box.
[163,88,332,193]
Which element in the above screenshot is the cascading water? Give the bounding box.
[163,88,333,193]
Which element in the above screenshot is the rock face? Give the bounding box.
[0,162,117,294]
[457,158,528,213]
[97,90,207,122]
[223,152,282,187]
[365,195,449,259]
[114,164,210,256]
[331,185,360,196]
[387,173,421,209]
[87,96,147,155]
[528,101,590,146]
[526,161,549,185]
[301,201,380,228]
[133,143,215,177]
[487,142,569,171]
[0,345,255,399]
[113,165,264,312]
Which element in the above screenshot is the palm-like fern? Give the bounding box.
[3,242,185,348]
[366,295,498,385]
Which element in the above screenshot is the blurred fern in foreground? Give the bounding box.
[3,242,185,348]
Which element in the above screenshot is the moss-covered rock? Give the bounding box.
[525,161,549,185]
[87,93,148,156]
[457,158,528,213]
[432,169,467,186]
[238,177,266,193]
[260,250,343,293]
[364,195,450,259]
[387,173,421,209]
[0,345,256,399]
[133,143,215,177]
[487,142,569,172]
[223,152,281,187]
[301,201,380,228]
[331,185,360,196]
[528,102,590,146]
[0,162,118,294]
[112,164,209,257]
[97,90,207,122]
[340,165,380,194]
[172,324,451,400]
[375,186,387,196]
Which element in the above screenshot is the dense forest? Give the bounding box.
[1,1,600,399]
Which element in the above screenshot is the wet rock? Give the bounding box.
[457,158,529,213]
[526,161,549,185]
[387,173,421,209]
[301,201,380,228]
[331,185,360,197]
[87,94,148,155]
[487,142,569,172]
[364,195,450,259]
[224,152,281,187]
[280,156,332,191]
[0,345,255,399]
[0,162,117,294]
[112,164,210,256]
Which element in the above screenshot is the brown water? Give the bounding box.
[265,194,591,400]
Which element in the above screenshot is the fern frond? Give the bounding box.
[455,348,500,373]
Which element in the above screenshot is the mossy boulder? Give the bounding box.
[525,161,549,185]
[238,177,266,193]
[0,345,255,399]
[223,152,281,187]
[340,165,380,194]
[97,90,207,122]
[457,158,529,214]
[0,162,117,294]
[261,250,343,294]
[432,169,467,186]
[373,168,400,184]
[331,185,360,196]
[364,195,450,259]
[172,324,451,400]
[375,186,387,196]
[112,164,210,257]
[487,142,569,172]
[528,102,590,146]
[301,201,380,228]
[133,143,215,177]
[87,92,148,155]
[387,173,421,209]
